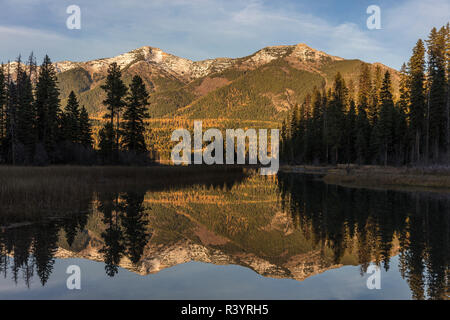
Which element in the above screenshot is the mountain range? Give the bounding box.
[55,43,400,120]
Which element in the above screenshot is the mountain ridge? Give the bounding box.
[52,43,399,121]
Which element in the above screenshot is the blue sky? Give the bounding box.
[0,0,448,69]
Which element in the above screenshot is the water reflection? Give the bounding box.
[0,171,448,299]
[278,173,450,300]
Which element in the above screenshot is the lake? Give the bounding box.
[0,171,448,299]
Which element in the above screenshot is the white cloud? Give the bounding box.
[2,0,445,68]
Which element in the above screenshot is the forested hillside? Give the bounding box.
[1,23,448,164]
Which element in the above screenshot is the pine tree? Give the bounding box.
[6,68,18,164]
[355,64,373,164]
[358,63,372,113]
[344,99,357,164]
[34,55,61,161]
[100,62,127,158]
[369,65,382,125]
[396,63,410,163]
[426,27,447,161]
[62,91,81,143]
[79,106,93,148]
[323,88,331,162]
[327,72,347,163]
[16,61,35,162]
[375,71,396,165]
[355,105,370,164]
[122,75,150,153]
[393,100,408,165]
[0,65,6,160]
[310,88,324,163]
[289,104,301,162]
[99,122,115,163]
[398,63,410,117]
[446,23,450,161]
[408,39,426,163]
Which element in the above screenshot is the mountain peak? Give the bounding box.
[292,43,343,62]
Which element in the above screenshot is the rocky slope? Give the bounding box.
[49,43,399,119]
[55,232,343,282]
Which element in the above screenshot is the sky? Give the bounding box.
[0,0,448,69]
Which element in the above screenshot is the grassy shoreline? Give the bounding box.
[280,164,450,192]
[0,165,249,221]
[2,164,450,223]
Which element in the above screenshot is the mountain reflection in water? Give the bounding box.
[0,170,449,300]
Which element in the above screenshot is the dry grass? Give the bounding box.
[281,165,450,191]
[0,165,248,222]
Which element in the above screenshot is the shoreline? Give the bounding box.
[280,165,450,193]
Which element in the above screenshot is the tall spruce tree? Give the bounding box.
[355,64,373,164]
[62,91,81,144]
[79,106,93,148]
[445,23,450,163]
[100,62,127,159]
[122,75,150,153]
[375,71,396,165]
[344,99,357,164]
[369,65,382,125]
[34,55,61,161]
[16,60,35,162]
[6,69,18,164]
[310,88,324,162]
[408,39,426,163]
[355,104,370,164]
[0,65,6,160]
[327,72,347,163]
[426,27,447,161]
[396,63,411,163]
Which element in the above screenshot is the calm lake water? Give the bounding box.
[0,172,449,300]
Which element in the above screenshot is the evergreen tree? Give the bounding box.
[0,65,6,161]
[369,65,382,125]
[310,88,324,163]
[62,91,81,143]
[408,39,425,161]
[344,99,357,164]
[16,61,35,162]
[396,63,411,164]
[6,71,18,164]
[326,72,347,163]
[393,101,408,165]
[358,63,372,114]
[398,63,410,117]
[34,55,61,161]
[426,27,447,161]
[100,62,127,159]
[355,105,370,164]
[445,23,450,161]
[79,106,93,148]
[99,122,115,163]
[122,75,150,153]
[375,71,396,165]
[408,39,426,163]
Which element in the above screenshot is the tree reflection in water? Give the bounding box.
[0,171,448,299]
